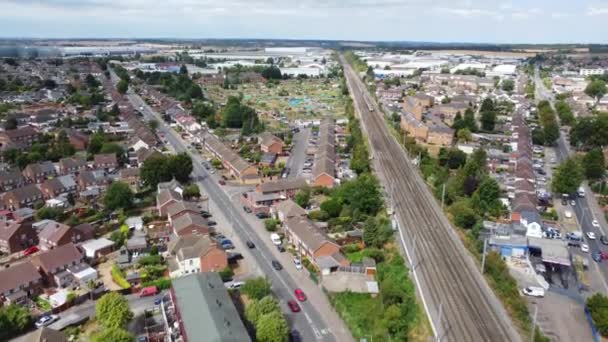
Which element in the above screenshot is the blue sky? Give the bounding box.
[1,0,607,43]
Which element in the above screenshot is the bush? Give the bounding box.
[219,266,234,282]
[111,264,131,289]
[308,210,329,222]
[96,293,133,329]
[264,218,279,232]
[142,278,172,290]
[587,293,608,336]
[241,277,271,300]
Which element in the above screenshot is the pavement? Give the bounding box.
[122,85,353,342]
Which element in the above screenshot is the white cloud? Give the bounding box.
[587,6,608,16]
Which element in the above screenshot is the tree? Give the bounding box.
[241,277,272,300]
[179,64,188,75]
[449,199,478,229]
[95,293,133,329]
[187,84,203,99]
[264,218,279,232]
[363,216,393,248]
[88,132,105,155]
[583,148,606,180]
[334,174,383,216]
[245,296,280,325]
[0,304,32,340]
[480,110,497,131]
[148,119,159,132]
[463,108,477,132]
[91,328,135,342]
[474,177,503,217]
[585,80,607,105]
[255,311,289,342]
[140,154,171,187]
[168,153,193,183]
[294,187,311,208]
[261,66,282,80]
[438,148,467,169]
[456,128,472,142]
[183,183,201,199]
[320,198,342,218]
[104,182,134,211]
[3,117,17,130]
[552,158,584,194]
[587,293,608,337]
[116,80,129,95]
[501,79,514,92]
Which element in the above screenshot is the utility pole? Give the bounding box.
[481,238,488,274]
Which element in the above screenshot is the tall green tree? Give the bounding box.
[463,108,478,132]
[140,154,171,187]
[96,293,133,329]
[245,296,280,325]
[583,148,606,180]
[480,110,497,131]
[116,80,128,95]
[587,293,608,337]
[255,311,289,342]
[363,216,393,248]
[168,153,193,183]
[585,80,607,105]
[551,158,584,194]
[0,304,32,340]
[241,277,272,300]
[104,182,134,211]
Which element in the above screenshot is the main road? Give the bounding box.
[534,66,608,289]
[119,84,350,342]
[341,56,521,342]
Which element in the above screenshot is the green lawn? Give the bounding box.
[35,296,52,311]
[330,292,387,341]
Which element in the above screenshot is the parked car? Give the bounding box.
[521,287,545,298]
[581,244,589,253]
[587,232,597,240]
[271,260,283,270]
[219,180,226,185]
[564,211,572,219]
[294,288,307,301]
[35,314,59,328]
[289,330,302,342]
[154,297,162,306]
[255,212,269,219]
[23,246,39,256]
[207,220,217,226]
[140,286,158,297]
[270,233,282,245]
[592,220,600,228]
[593,251,602,262]
[225,281,245,289]
[243,206,252,213]
[277,244,285,253]
[570,200,576,207]
[287,300,301,313]
[201,212,212,218]
[246,240,255,248]
[293,258,303,270]
[600,235,608,245]
[213,234,226,241]
[221,242,235,250]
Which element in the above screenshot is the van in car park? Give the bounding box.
[270,233,282,246]
[522,286,545,297]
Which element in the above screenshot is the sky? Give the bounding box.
[1,0,607,44]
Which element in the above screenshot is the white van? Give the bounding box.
[270,233,282,246]
[522,286,545,298]
[578,187,585,198]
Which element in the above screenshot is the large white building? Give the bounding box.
[580,68,606,76]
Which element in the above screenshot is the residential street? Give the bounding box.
[124,88,353,342]
[285,127,310,179]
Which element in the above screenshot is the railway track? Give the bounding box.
[341,58,520,342]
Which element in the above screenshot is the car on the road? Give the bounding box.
[200,211,212,218]
[277,244,285,253]
[255,212,269,219]
[137,336,149,342]
[294,288,307,301]
[581,244,589,253]
[207,220,217,226]
[289,330,302,342]
[140,286,158,297]
[293,258,303,270]
[570,200,576,207]
[35,314,59,328]
[219,180,226,186]
[287,300,301,313]
[587,232,597,240]
[246,240,255,248]
[243,206,252,213]
[23,245,39,256]
[271,260,283,270]
[564,211,573,219]
[593,220,600,228]
[522,287,545,298]
[593,251,603,262]
[601,235,608,245]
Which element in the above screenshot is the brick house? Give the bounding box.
[68,130,89,150]
[0,126,40,150]
[93,153,118,172]
[31,243,84,288]
[0,168,25,192]
[38,221,87,251]
[0,221,37,254]
[23,161,57,183]
[119,168,140,192]
[3,184,44,210]
[157,189,183,217]
[0,261,43,305]
[76,170,108,191]
[167,234,227,278]
[40,175,77,199]
[172,212,210,237]
[166,201,201,225]
[258,132,284,154]
[58,157,87,175]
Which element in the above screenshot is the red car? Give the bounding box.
[601,251,608,260]
[219,180,226,186]
[287,300,301,313]
[23,246,39,256]
[294,288,306,302]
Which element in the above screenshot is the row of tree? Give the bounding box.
[140,153,193,188]
[534,100,560,146]
[220,96,263,135]
[551,149,605,194]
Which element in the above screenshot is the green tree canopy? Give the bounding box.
[0,304,32,340]
[245,296,280,326]
[95,293,133,329]
[363,215,393,248]
[450,199,479,229]
[587,293,608,337]
[294,187,311,208]
[585,79,607,104]
[241,277,272,300]
[261,66,282,80]
[501,79,515,92]
[255,311,289,342]
[3,116,17,130]
[333,174,383,217]
[140,153,193,187]
[104,182,134,211]
[583,148,606,180]
[551,158,584,194]
[320,198,343,218]
[116,80,129,95]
